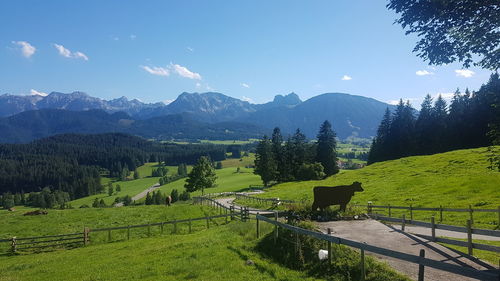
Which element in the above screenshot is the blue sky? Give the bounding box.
[0,0,494,106]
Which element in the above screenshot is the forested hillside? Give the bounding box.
[0,133,227,200]
[369,73,500,164]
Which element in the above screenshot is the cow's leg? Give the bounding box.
[311,201,318,212]
[340,204,347,212]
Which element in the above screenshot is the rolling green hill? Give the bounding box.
[254,147,500,229]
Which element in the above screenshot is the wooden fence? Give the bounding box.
[0,209,240,254]
[357,203,500,226]
[373,214,500,256]
[254,213,500,281]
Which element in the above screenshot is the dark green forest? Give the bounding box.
[369,73,500,164]
[0,133,227,202]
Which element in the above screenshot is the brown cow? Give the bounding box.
[311,182,363,212]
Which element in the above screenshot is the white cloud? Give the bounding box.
[140,65,170,77]
[30,89,47,96]
[241,83,250,88]
[195,82,202,88]
[387,100,400,105]
[455,69,474,78]
[341,75,352,81]
[186,47,194,52]
[416,70,433,76]
[434,92,454,100]
[241,96,253,103]
[130,34,137,40]
[73,51,89,61]
[12,41,36,58]
[53,44,88,60]
[170,63,202,80]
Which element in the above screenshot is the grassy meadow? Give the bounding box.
[0,220,409,281]
[244,147,500,229]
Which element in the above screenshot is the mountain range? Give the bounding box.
[0,91,395,143]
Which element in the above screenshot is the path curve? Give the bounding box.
[114,183,160,207]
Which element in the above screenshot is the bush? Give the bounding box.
[179,190,191,201]
[170,189,179,203]
[297,163,325,180]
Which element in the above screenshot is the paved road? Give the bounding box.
[114,183,160,207]
[317,220,497,281]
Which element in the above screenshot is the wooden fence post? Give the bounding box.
[327,228,332,267]
[360,247,365,281]
[206,217,210,229]
[469,205,474,225]
[467,220,473,256]
[498,206,500,227]
[431,216,436,241]
[160,222,164,234]
[418,249,425,281]
[388,204,391,217]
[148,223,151,237]
[173,220,177,234]
[230,206,234,221]
[410,204,413,223]
[367,202,372,214]
[83,228,89,246]
[225,209,228,224]
[402,214,406,232]
[439,205,443,222]
[274,212,278,244]
[127,225,130,240]
[188,219,192,234]
[11,237,16,253]
[256,212,260,238]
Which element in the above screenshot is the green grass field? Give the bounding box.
[220,153,255,168]
[0,203,217,239]
[247,147,500,229]
[155,167,261,198]
[0,218,409,281]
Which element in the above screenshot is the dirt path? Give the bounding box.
[215,197,275,215]
[317,220,497,281]
[403,224,500,241]
[114,183,160,207]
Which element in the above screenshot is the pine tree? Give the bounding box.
[315,120,339,176]
[431,95,448,153]
[145,192,153,205]
[254,136,277,186]
[133,170,140,180]
[108,185,114,196]
[170,189,179,203]
[368,108,392,164]
[184,156,217,195]
[415,95,434,154]
[290,129,307,179]
[116,184,121,192]
[271,127,284,181]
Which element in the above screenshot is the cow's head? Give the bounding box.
[352,181,364,192]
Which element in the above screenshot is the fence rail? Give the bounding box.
[255,213,499,281]
[1,205,241,254]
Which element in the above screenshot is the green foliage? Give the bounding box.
[116,184,121,192]
[179,190,191,201]
[369,75,500,164]
[316,120,339,176]
[184,156,217,195]
[215,161,223,169]
[254,136,277,186]
[108,185,114,196]
[133,169,140,180]
[387,0,499,70]
[145,192,153,205]
[170,189,179,203]
[177,163,188,177]
[297,163,326,181]
[1,194,14,209]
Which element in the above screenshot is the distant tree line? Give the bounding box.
[369,73,500,164]
[254,121,339,186]
[0,133,228,203]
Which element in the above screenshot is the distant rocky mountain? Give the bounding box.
[0,91,164,118]
[0,109,264,143]
[0,90,395,141]
[241,93,395,139]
